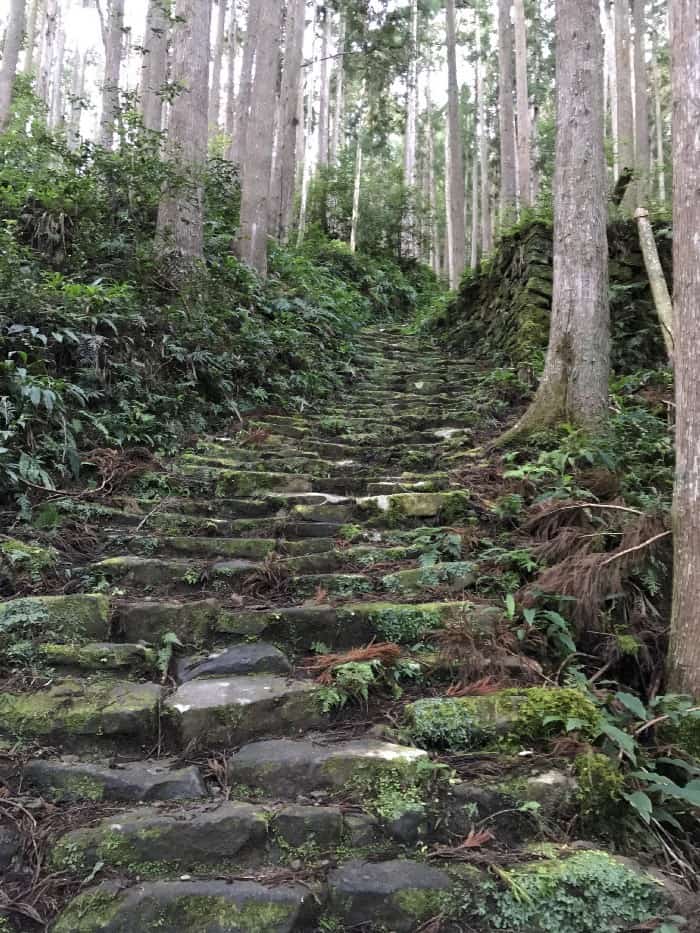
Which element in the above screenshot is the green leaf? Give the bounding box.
[623,790,652,823]
[598,721,637,762]
[614,691,648,721]
[505,593,516,619]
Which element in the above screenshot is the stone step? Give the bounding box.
[177,642,292,681]
[0,678,163,752]
[124,535,335,561]
[212,599,499,649]
[53,879,317,932]
[176,464,315,496]
[25,756,208,802]
[227,737,428,798]
[165,674,326,748]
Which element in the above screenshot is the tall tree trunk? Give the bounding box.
[402,0,419,257]
[651,42,666,201]
[632,0,650,201]
[37,0,57,104]
[513,0,531,208]
[235,0,283,275]
[230,1,261,165]
[68,49,87,148]
[615,0,634,178]
[477,27,492,254]
[497,0,517,221]
[424,84,439,274]
[317,4,331,167]
[99,0,126,148]
[224,2,237,137]
[329,14,345,162]
[140,0,170,133]
[470,145,480,268]
[49,26,66,128]
[603,0,619,177]
[209,0,227,135]
[350,133,363,253]
[156,0,211,260]
[501,0,609,438]
[446,0,466,287]
[668,0,700,697]
[444,120,453,279]
[0,0,25,130]
[23,0,41,76]
[297,21,320,247]
[269,0,306,243]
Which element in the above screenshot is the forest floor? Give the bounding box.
[0,323,697,932]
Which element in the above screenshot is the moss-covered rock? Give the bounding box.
[462,848,680,932]
[0,677,163,751]
[381,561,476,596]
[53,879,317,932]
[40,641,157,673]
[0,595,110,659]
[50,802,268,876]
[405,688,601,752]
[0,537,58,574]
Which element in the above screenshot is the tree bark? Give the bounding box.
[99,0,126,148]
[269,0,306,243]
[230,0,261,165]
[632,0,650,200]
[633,208,674,361]
[513,0,531,208]
[23,0,41,76]
[651,41,666,202]
[350,132,363,253]
[402,0,419,258]
[297,19,320,247]
[477,27,492,254]
[424,83,440,274]
[446,0,466,287]
[615,0,634,178]
[603,0,618,177]
[209,0,227,135]
[497,0,517,221]
[0,0,26,130]
[139,0,170,133]
[37,0,57,104]
[156,0,212,260]
[234,0,283,275]
[500,0,609,439]
[68,49,88,148]
[470,145,480,268]
[668,0,700,696]
[224,2,237,137]
[329,14,345,162]
[317,4,331,167]
[49,26,66,129]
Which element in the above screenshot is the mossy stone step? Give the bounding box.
[289,571,373,599]
[53,879,317,933]
[25,757,207,802]
[50,800,351,878]
[39,641,157,674]
[111,597,223,644]
[124,535,335,561]
[0,593,110,646]
[356,490,475,525]
[51,801,269,876]
[327,859,451,932]
[227,737,428,798]
[176,465,314,496]
[381,560,477,596]
[177,642,291,682]
[0,678,163,752]
[165,675,326,748]
[211,599,497,651]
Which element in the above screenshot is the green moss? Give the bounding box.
[513,688,601,742]
[0,538,57,573]
[164,895,290,931]
[462,849,670,932]
[393,888,450,921]
[405,695,517,751]
[574,752,625,833]
[53,890,122,932]
[659,711,700,760]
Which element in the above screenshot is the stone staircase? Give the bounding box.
[0,326,686,931]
